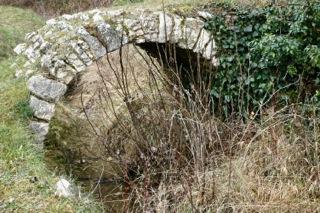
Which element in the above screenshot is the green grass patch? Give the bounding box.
[0,6,104,212]
[0,6,43,60]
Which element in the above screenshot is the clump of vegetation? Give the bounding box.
[205,0,320,118]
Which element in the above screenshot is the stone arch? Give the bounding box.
[14,8,218,143]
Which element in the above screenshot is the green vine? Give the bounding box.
[204,0,320,118]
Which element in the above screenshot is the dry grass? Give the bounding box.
[0,0,275,18]
[150,107,320,212]
[0,0,113,17]
[46,39,320,212]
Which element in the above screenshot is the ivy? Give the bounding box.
[204,0,320,118]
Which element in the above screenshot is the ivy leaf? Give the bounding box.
[287,65,298,77]
[243,25,253,32]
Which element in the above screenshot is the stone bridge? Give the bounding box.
[14,8,218,143]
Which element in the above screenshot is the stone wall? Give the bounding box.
[14,8,218,143]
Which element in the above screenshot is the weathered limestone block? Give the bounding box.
[40,54,76,84]
[203,40,217,63]
[46,20,74,32]
[14,43,27,55]
[179,18,204,50]
[30,96,56,121]
[42,56,62,75]
[76,27,106,59]
[24,46,40,63]
[92,13,105,23]
[197,11,214,20]
[28,75,67,102]
[30,34,44,50]
[96,22,127,52]
[139,12,159,42]
[29,121,49,144]
[193,29,212,54]
[55,65,76,85]
[25,32,37,41]
[70,40,93,65]
[158,13,173,43]
[123,18,145,43]
[66,53,86,72]
[39,41,51,53]
[171,15,183,43]
[105,9,125,18]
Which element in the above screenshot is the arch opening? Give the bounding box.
[13,8,219,209]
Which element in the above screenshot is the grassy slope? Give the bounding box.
[0,6,103,212]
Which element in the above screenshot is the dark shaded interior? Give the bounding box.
[138,42,216,95]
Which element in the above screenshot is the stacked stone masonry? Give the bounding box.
[14,8,218,143]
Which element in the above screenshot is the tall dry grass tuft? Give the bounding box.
[76,38,320,212]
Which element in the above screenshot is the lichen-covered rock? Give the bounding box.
[28,75,67,102]
[96,22,127,52]
[70,40,93,65]
[178,18,204,50]
[30,96,55,121]
[29,121,49,144]
[76,27,106,59]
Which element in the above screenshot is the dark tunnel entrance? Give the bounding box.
[138,42,216,100]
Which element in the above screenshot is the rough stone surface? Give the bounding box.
[197,11,214,20]
[16,8,217,77]
[158,13,173,43]
[29,121,49,144]
[15,8,218,144]
[76,27,107,59]
[14,43,27,55]
[30,96,55,121]
[96,22,127,52]
[28,75,67,102]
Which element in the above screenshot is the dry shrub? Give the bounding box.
[0,0,114,17]
[44,37,320,212]
[72,43,222,211]
[82,41,320,212]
